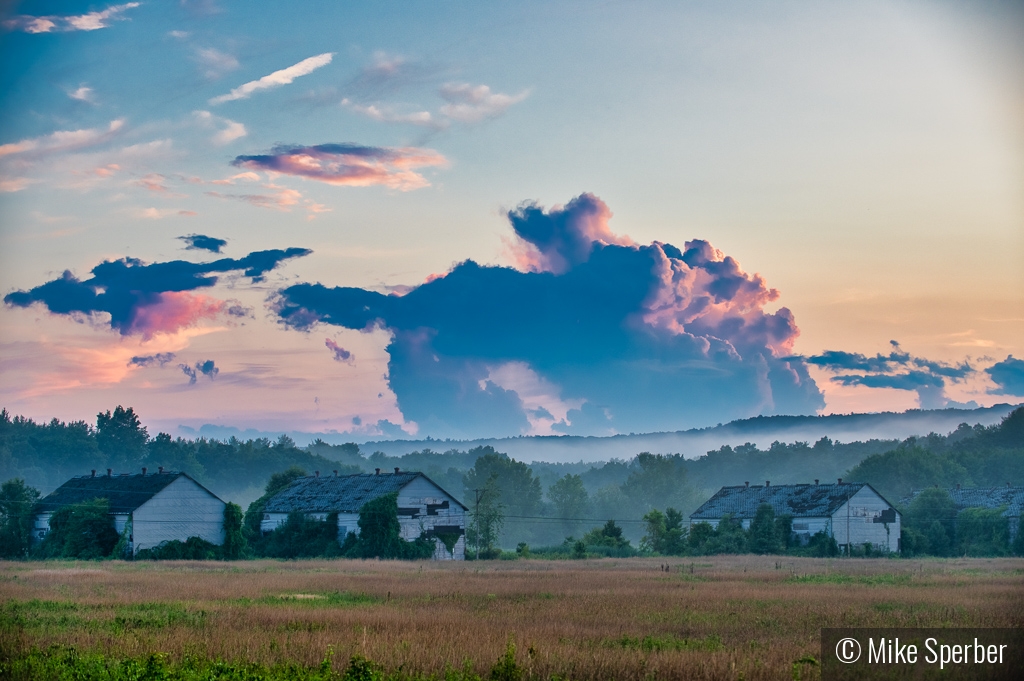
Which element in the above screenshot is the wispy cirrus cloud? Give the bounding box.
[3,2,140,33]
[343,81,529,130]
[193,110,247,145]
[193,47,239,80]
[0,119,125,158]
[438,83,529,123]
[210,53,334,104]
[341,102,437,128]
[68,85,95,103]
[231,143,447,191]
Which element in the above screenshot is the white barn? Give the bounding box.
[34,468,226,555]
[261,468,467,560]
[690,479,901,553]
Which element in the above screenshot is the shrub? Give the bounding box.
[36,498,119,559]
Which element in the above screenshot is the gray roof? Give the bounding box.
[690,482,896,521]
[263,471,467,514]
[904,487,1024,518]
[36,472,203,514]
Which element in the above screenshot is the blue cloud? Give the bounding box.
[273,193,823,438]
[804,341,975,409]
[987,356,1024,397]
[179,233,228,253]
[5,247,310,336]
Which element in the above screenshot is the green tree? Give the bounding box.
[748,503,779,554]
[0,478,40,559]
[955,507,1010,556]
[641,509,667,554]
[96,406,148,471]
[620,453,699,517]
[468,473,505,558]
[243,466,307,541]
[221,502,247,559]
[582,519,631,549]
[345,493,433,559]
[38,498,119,559]
[904,488,957,556]
[548,473,590,538]
[260,511,344,558]
[464,449,542,522]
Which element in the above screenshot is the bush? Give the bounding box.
[136,536,220,560]
[36,498,119,559]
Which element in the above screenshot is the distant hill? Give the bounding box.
[186,403,1020,463]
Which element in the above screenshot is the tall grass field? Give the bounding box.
[2,557,1022,680]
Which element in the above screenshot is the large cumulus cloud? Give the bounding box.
[273,193,823,438]
[5,248,310,337]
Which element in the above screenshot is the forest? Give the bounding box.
[0,405,1021,557]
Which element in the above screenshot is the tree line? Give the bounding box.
[1,405,1020,558]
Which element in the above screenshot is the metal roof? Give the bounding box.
[690,482,895,520]
[904,487,1024,518]
[263,471,467,514]
[36,472,196,514]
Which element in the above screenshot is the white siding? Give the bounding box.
[694,516,831,536]
[830,486,900,553]
[396,476,467,560]
[132,476,225,553]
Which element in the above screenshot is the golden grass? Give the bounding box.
[2,556,1022,680]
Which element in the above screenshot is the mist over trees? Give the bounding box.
[1,405,1021,555]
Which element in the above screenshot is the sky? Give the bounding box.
[1,0,1022,442]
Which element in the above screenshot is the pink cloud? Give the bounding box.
[128,292,226,339]
[3,3,140,33]
[507,193,634,274]
[325,338,354,363]
[232,143,447,191]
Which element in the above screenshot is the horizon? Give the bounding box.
[2,1,1022,441]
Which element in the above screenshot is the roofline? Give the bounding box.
[267,470,469,512]
[35,470,226,514]
[406,471,469,510]
[688,481,903,519]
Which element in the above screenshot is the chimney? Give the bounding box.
[1009,482,1012,488]
[158,466,164,474]
[141,467,147,476]
[744,481,749,488]
[814,479,819,486]
[956,483,960,490]
[107,468,112,476]
[91,470,96,478]
[765,480,770,487]
[315,471,320,477]
[394,467,400,474]
[333,470,338,476]
[375,468,381,475]
[837,478,843,485]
